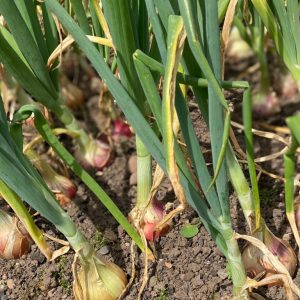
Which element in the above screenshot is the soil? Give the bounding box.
[1,51,300,300]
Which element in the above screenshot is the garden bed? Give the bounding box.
[0,77,299,299]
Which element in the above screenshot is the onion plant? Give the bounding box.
[25,148,77,207]
[98,1,157,247]
[284,115,300,248]
[0,180,55,260]
[44,0,250,297]
[233,2,279,116]
[0,1,112,170]
[1,0,300,298]
[0,0,150,245]
[250,0,300,90]
[0,97,139,299]
[250,0,300,250]
[45,0,300,297]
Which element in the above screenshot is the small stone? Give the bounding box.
[40,277,49,291]
[76,195,88,203]
[154,281,165,292]
[282,233,292,242]
[183,271,194,281]
[191,217,200,224]
[6,279,14,290]
[128,155,137,173]
[31,251,45,264]
[117,225,124,236]
[196,237,204,247]
[199,285,208,294]
[47,263,59,273]
[164,261,172,269]
[47,288,56,298]
[273,208,282,218]
[217,269,228,280]
[169,247,181,258]
[129,172,137,185]
[193,245,202,256]
[174,289,189,300]
[95,171,103,177]
[104,228,118,241]
[99,245,110,255]
[42,276,57,291]
[178,237,188,247]
[149,276,157,287]
[167,286,175,295]
[156,259,164,272]
[189,263,198,272]
[90,77,102,93]
[31,260,39,267]
[191,275,204,287]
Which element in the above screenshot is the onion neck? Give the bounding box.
[53,100,90,149]
[226,146,255,232]
[222,222,249,299]
[136,135,152,209]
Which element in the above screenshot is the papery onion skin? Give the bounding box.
[48,174,77,205]
[27,150,77,206]
[242,225,297,279]
[0,210,32,260]
[61,80,84,109]
[294,196,300,231]
[242,243,265,278]
[73,255,127,300]
[37,165,77,207]
[263,226,297,277]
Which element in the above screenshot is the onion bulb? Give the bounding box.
[46,174,77,207]
[279,73,298,98]
[0,210,32,259]
[76,139,112,170]
[112,118,132,139]
[227,27,253,59]
[73,253,127,300]
[27,151,77,207]
[252,91,280,118]
[242,224,297,279]
[141,198,169,241]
